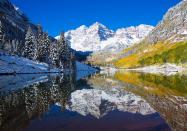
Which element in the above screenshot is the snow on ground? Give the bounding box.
[76,61,98,80]
[127,63,187,76]
[0,53,99,76]
[0,54,61,74]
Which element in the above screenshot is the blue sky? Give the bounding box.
[11,0,181,37]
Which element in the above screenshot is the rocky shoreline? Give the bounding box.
[126,63,187,76]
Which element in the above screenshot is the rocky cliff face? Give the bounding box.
[0,0,56,54]
[145,0,187,44]
[0,0,37,53]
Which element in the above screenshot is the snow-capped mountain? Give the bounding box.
[64,22,115,52]
[102,24,154,51]
[58,22,154,52]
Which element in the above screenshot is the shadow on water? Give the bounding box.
[0,70,179,131]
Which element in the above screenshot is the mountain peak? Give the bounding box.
[86,22,114,41]
[77,25,87,30]
[90,22,107,28]
[137,24,154,28]
[64,23,154,52]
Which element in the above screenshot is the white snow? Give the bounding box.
[101,24,154,52]
[128,63,186,76]
[0,53,99,75]
[0,54,61,74]
[13,5,19,11]
[55,35,60,40]
[65,88,155,118]
[58,22,154,52]
[181,30,187,35]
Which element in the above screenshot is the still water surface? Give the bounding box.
[0,70,187,131]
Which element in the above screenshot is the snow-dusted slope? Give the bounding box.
[59,22,154,52]
[0,54,61,74]
[102,25,154,51]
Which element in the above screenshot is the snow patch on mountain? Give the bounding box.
[102,24,154,51]
[58,22,154,52]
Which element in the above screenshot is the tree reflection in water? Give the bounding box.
[0,71,177,131]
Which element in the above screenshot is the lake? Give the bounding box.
[0,70,187,131]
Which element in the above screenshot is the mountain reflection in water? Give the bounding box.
[1,70,186,131]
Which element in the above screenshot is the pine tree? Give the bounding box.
[35,25,43,60]
[59,33,70,57]
[36,24,43,37]
[17,40,24,56]
[23,26,36,60]
[15,40,19,54]
[43,33,51,63]
[58,32,71,69]
[35,25,50,63]
[36,32,50,63]
[49,41,59,67]
[0,21,4,49]
[0,21,2,40]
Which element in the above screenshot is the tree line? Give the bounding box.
[0,19,75,70]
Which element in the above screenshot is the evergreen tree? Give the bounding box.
[15,40,19,54]
[49,41,59,67]
[43,33,51,62]
[17,40,24,56]
[0,21,2,41]
[23,26,36,60]
[58,32,71,69]
[0,21,4,49]
[59,33,70,57]
[36,32,50,63]
[35,25,51,63]
[35,25,43,61]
